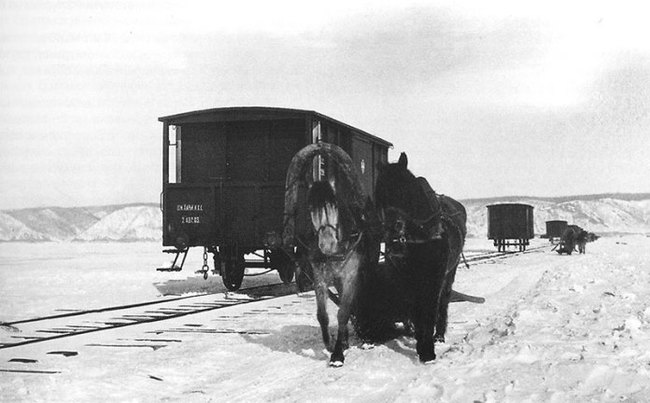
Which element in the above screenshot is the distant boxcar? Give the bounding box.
[487,203,535,251]
[545,220,568,242]
[158,106,392,290]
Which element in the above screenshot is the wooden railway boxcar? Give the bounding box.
[158,106,392,290]
[545,220,568,242]
[486,203,535,251]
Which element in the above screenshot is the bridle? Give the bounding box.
[307,207,365,262]
[315,223,339,238]
[380,206,442,246]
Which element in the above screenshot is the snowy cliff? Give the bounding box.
[1,194,649,242]
[0,204,161,242]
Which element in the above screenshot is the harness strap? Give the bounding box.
[290,231,365,307]
[416,177,444,239]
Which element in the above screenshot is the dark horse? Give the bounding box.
[557,225,587,255]
[368,152,467,363]
[284,143,379,367]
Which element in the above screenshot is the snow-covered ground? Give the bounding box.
[1,236,649,402]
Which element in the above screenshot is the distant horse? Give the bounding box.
[576,230,588,254]
[365,152,467,363]
[557,225,586,255]
[577,231,599,254]
[283,142,379,367]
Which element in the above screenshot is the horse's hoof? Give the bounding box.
[422,359,436,365]
[434,335,445,343]
[419,353,436,363]
[329,360,344,367]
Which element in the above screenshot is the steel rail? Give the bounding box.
[0,283,295,350]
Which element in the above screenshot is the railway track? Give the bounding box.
[0,282,297,351]
[463,244,549,265]
[0,245,550,352]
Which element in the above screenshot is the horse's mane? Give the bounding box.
[308,180,364,236]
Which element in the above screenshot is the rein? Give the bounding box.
[334,230,364,265]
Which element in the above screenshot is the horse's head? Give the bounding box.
[375,153,433,246]
[308,180,342,256]
[375,153,412,208]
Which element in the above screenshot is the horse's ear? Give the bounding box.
[398,152,408,168]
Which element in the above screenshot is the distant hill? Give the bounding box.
[461,193,650,204]
[461,195,650,238]
[1,194,649,242]
[0,203,161,242]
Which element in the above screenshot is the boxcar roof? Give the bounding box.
[158,106,392,148]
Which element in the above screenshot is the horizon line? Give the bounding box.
[2,192,650,212]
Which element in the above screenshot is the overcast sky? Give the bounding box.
[1,0,649,209]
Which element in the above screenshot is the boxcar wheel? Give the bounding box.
[221,245,245,291]
[270,249,294,284]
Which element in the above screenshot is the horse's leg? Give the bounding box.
[435,247,460,343]
[414,294,437,363]
[435,267,458,343]
[412,269,438,363]
[313,264,331,351]
[330,296,351,366]
[434,282,452,343]
[415,242,453,363]
[332,276,350,351]
[330,255,360,367]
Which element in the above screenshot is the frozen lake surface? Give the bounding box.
[1,236,649,402]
